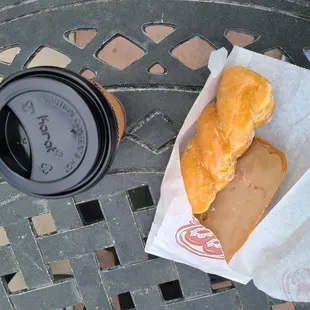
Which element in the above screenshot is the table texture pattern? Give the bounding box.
[0,0,309,309]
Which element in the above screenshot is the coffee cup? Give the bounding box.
[0,67,126,198]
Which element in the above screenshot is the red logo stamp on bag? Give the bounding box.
[175,218,225,260]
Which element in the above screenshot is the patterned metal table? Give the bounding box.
[0,0,309,309]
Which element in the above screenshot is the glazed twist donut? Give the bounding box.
[181,66,275,214]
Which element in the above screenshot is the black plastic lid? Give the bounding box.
[0,67,118,198]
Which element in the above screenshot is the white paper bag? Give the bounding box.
[145,46,310,302]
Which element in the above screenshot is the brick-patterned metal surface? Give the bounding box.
[0,0,310,309]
